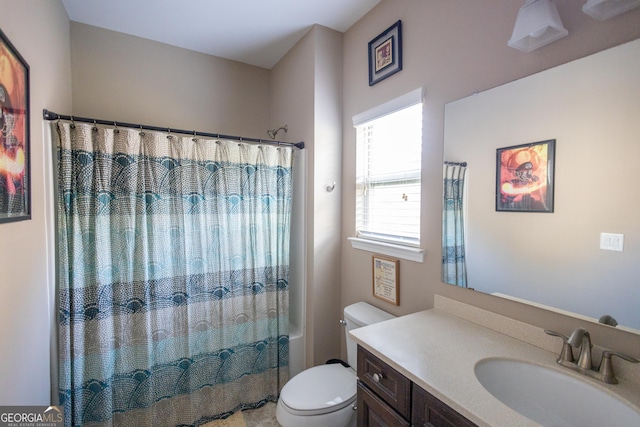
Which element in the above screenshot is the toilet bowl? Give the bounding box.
[276,302,395,427]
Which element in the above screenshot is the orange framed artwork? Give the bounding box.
[496,139,555,213]
[0,27,30,223]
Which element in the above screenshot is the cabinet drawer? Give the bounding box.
[412,383,477,427]
[357,346,411,419]
[357,382,410,427]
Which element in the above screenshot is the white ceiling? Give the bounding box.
[61,0,381,69]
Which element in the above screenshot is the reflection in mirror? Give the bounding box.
[443,39,640,333]
[442,161,468,288]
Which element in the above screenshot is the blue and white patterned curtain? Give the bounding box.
[442,162,467,288]
[54,121,292,426]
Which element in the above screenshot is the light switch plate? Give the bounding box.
[600,233,624,251]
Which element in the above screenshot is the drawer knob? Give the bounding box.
[372,372,383,383]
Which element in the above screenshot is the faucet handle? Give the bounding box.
[544,330,574,363]
[598,350,640,384]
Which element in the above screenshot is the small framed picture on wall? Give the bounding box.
[372,255,399,305]
[368,20,402,86]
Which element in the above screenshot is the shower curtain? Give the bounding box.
[54,121,292,426]
[442,162,467,288]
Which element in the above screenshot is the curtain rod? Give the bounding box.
[42,109,305,150]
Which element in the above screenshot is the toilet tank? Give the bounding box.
[343,302,395,369]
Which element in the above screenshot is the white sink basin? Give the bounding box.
[474,358,640,427]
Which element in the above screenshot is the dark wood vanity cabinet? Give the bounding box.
[412,384,477,427]
[357,345,477,427]
[357,382,411,427]
[357,345,411,426]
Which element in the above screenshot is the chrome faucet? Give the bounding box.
[545,328,640,384]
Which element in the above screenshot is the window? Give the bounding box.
[353,89,423,249]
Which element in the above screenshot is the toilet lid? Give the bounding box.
[280,364,356,415]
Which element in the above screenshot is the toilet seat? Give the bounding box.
[279,364,356,416]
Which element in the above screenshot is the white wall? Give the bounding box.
[0,0,71,404]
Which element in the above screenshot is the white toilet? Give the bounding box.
[276,302,395,427]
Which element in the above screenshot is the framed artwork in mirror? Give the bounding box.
[0,27,30,224]
[368,20,402,86]
[496,139,555,213]
[372,255,399,305]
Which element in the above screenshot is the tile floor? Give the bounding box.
[241,402,281,427]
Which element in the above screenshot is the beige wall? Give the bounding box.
[0,7,293,405]
[0,0,71,404]
[70,20,346,368]
[270,25,343,367]
[445,39,640,330]
[310,27,343,366]
[341,0,640,357]
[70,23,271,137]
[270,29,316,369]
[4,0,640,406]
[70,19,346,373]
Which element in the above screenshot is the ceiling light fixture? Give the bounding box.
[582,0,640,20]
[508,0,568,53]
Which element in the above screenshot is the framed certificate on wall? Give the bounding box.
[372,255,399,305]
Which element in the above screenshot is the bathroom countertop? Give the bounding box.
[349,306,640,427]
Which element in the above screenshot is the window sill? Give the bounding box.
[348,237,425,263]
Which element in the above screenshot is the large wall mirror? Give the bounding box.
[443,39,640,333]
